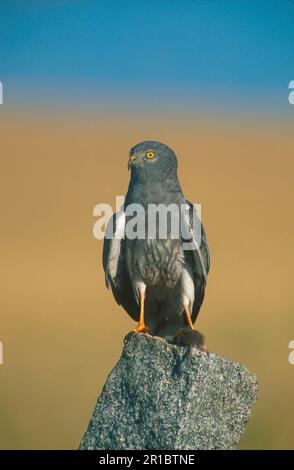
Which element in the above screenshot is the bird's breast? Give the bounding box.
[126,238,184,289]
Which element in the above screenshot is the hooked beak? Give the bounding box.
[128,155,136,170]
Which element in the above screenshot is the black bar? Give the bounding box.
[0,450,294,465]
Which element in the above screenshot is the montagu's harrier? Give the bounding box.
[103,141,210,346]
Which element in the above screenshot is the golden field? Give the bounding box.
[0,112,293,449]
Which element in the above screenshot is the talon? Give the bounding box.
[201,344,208,353]
[132,323,150,334]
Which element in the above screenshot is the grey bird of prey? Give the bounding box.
[103,141,210,344]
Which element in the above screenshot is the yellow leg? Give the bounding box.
[133,291,149,333]
[184,304,208,352]
[184,304,195,330]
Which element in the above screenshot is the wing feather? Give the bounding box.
[102,208,139,321]
[103,209,125,291]
[182,200,210,322]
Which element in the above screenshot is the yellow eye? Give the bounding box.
[146,151,155,159]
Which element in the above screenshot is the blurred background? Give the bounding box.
[0,0,294,449]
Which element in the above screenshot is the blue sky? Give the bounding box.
[0,0,293,113]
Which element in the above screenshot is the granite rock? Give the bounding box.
[80,333,258,450]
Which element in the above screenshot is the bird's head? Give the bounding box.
[128,141,178,181]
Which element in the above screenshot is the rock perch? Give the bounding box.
[80,333,258,450]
